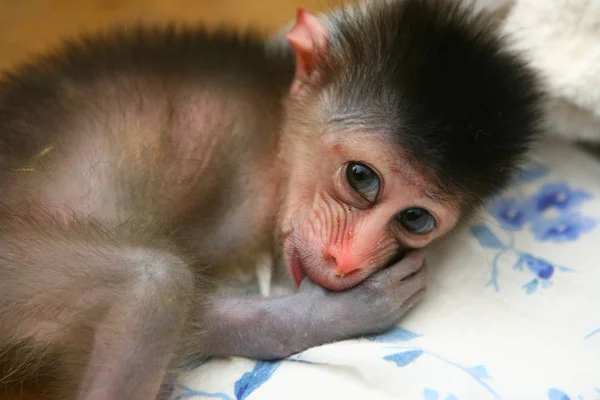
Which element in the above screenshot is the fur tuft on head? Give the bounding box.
[319,0,544,209]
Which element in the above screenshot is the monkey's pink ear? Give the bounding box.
[285,9,329,82]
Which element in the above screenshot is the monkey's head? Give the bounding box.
[278,0,542,291]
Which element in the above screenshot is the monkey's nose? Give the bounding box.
[323,246,362,276]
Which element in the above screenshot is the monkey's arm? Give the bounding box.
[203,251,427,360]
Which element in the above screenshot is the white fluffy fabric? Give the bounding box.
[498,0,600,141]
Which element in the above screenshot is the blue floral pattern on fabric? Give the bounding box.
[366,326,422,342]
[547,388,571,400]
[470,223,575,294]
[234,361,281,400]
[531,183,591,213]
[423,387,459,400]
[368,327,499,399]
[585,328,600,340]
[174,361,281,400]
[546,387,600,400]
[486,173,596,244]
[531,211,596,242]
[487,197,529,229]
[470,163,596,294]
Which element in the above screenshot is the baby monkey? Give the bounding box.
[0,0,542,399]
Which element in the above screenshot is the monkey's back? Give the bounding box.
[0,26,291,230]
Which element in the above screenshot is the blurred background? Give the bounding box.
[0,0,335,71]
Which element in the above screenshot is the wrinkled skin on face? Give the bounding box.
[280,129,459,291]
[277,10,460,292]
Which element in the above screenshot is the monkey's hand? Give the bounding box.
[202,251,427,360]
[296,250,427,346]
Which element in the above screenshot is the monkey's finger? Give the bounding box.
[379,250,426,287]
[389,261,429,292]
[399,287,427,313]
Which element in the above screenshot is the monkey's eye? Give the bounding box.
[398,207,436,235]
[345,162,380,203]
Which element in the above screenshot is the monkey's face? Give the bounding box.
[279,129,460,292]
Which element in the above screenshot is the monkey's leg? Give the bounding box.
[0,222,195,400]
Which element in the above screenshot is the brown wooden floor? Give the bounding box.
[0,0,338,71]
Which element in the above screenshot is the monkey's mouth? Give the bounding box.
[289,248,307,287]
[284,237,390,291]
[285,242,371,291]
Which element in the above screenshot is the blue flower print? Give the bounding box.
[584,328,600,340]
[516,254,554,279]
[531,211,596,243]
[372,328,499,399]
[547,387,600,400]
[470,225,575,293]
[514,254,573,295]
[531,183,591,213]
[234,361,281,400]
[469,173,595,294]
[423,387,459,400]
[487,197,529,229]
[173,361,281,400]
[547,388,570,400]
